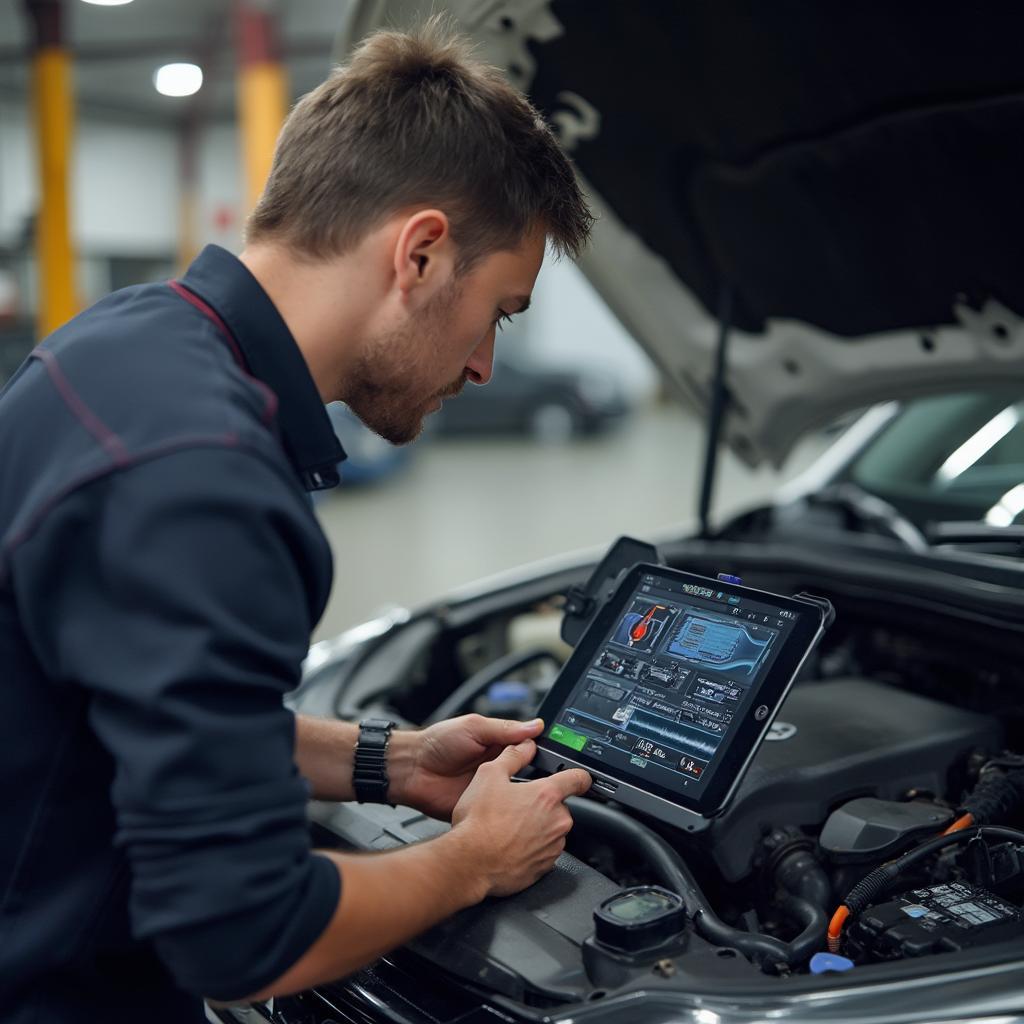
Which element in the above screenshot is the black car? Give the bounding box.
[216,4,1024,1023]
[434,356,629,441]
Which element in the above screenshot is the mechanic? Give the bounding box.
[0,21,594,1023]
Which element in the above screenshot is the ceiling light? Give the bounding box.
[81,0,135,6]
[154,63,203,98]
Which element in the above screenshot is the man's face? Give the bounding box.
[344,230,545,444]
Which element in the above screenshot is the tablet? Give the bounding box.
[532,564,829,829]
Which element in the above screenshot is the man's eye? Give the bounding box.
[495,310,513,332]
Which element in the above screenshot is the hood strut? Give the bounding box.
[698,286,733,537]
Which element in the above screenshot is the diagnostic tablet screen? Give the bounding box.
[537,565,823,816]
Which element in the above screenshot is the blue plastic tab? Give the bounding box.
[809,953,855,974]
[716,573,743,585]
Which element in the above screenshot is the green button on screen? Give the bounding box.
[548,723,587,752]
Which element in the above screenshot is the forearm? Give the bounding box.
[293,714,417,804]
[248,832,485,999]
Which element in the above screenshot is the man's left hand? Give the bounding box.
[389,714,545,820]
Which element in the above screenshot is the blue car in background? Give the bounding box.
[325,402,415,487]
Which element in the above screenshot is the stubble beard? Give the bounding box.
[343,281,468,445]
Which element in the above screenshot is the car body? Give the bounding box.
[434,357,629,442]
[214,4,1024,1023]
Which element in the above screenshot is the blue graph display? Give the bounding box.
[666,614,773,677]
[628,710,720,759]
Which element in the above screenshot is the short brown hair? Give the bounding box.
[246,17,593,271]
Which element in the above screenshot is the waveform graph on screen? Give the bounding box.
[627,709,721,760]
[666,613,774,679]
[611,599,677,654]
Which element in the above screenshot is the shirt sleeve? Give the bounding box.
[10,443,340,1001]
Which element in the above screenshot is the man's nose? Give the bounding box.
[464,329,495,385]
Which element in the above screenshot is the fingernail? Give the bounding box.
[529,718,544,729]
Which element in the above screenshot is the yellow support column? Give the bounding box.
[24,0,78,339]
[237,0,288,213]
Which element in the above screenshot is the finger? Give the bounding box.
[469,716,544,746]
[492,739,537,777]
[545,768,592,800]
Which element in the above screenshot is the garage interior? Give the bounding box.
[0,0,823,640]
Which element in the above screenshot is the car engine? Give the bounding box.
[291,545,1024,1016]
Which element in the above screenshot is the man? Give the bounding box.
[0,20,594,1023]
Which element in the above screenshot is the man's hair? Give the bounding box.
[246,17,593,271]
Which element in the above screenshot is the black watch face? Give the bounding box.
[536,564,825,818]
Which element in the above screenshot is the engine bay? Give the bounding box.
[295,540,1024,1015]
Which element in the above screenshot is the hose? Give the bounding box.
[424,647,559,725]
[566,798,828,970]
[769,842,831,962]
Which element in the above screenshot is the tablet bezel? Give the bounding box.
[533,563,827,826]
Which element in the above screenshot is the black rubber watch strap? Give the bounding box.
[354,718,396,805]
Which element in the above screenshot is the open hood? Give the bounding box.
[338,1,1024,465]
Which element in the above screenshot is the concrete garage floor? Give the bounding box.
[312,403,828,643]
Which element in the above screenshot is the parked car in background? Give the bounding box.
[434,355,629,442]
[326,401,416,487]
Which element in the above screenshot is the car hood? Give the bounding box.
[338,1,1024,466]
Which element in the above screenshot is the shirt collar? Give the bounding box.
[179,244,344,491]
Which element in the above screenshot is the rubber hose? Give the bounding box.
[565,797,705,911]
[772,848,831,962]
[567,798,801,968]
[424,647,558,725]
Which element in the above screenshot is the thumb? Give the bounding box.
[475,716,544,745]
[492,739,537,777]
[545,768,593,800]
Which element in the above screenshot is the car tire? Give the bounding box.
[528,401,578,444]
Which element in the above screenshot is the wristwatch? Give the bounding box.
[353,718,397,805]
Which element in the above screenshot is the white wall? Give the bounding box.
[195,122,245,255]
[0,101,181,256]
[0,101,657,392]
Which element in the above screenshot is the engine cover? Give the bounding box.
[705,678,1002,881]
[308,800,619,1002]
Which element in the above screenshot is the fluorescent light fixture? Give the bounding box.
[154,63,203,98]
[81,0,135,6]
[936,405,1020,484]
[985,483,1024,526]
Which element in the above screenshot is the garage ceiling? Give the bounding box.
[0,0,349,122]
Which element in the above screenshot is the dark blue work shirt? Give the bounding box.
[0,246,346,1022]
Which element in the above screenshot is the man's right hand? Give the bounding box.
[248,739,590,1000]
[450,739,592,898]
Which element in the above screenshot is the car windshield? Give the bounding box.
[842,387,1024,529]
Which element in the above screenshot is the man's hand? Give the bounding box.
[451,738,592,897]
[250,739,591,1000]
[389,713,545,820]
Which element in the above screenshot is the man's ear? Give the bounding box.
[393,209,455,303]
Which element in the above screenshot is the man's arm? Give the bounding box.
[294,712,545,818]
[293,715,363,802]
[13,447,349,1002]
[249,740,590,999]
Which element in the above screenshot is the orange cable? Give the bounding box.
[942,812,974,835]
[826,905,850,953]
[826,812,976,955]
